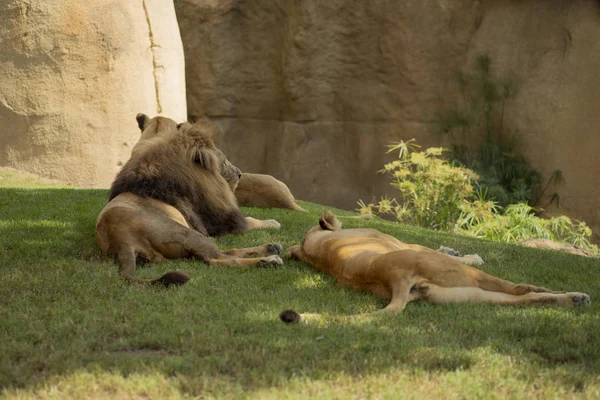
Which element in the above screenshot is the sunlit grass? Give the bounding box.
[1,171,599,399]
[0,167,71,189]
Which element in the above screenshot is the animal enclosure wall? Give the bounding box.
[175,0,600,241]
[0,0,187,187]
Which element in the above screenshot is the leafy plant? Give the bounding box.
[358,139,478,230]
[359,140,598,256]
[456,201,600,256]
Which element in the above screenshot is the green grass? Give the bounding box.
[1,174,599,399]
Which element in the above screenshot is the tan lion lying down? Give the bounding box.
[96,114,283,287]
[235,173,305,211]
[281,211,591,323]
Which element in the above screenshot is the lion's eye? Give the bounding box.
[176,123,182,129]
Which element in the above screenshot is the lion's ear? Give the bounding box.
[192,147,218,171]
[136,113,150,132]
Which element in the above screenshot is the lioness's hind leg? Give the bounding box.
[473,270,563,295]
[377,277,415,314]
[417,284,590,307]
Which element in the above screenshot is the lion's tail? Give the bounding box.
[319,210,342,231]
[121,270,190,287]
[279,309,387,324]
[151,272,190,287]
[280,309,304,324]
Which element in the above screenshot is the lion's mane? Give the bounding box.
[109,118,248,236]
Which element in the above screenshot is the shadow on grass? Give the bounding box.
[1,188,599,397]
[0,188,107,260]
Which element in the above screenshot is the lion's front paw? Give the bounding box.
[258,255,284,268]
[262,219,281,229]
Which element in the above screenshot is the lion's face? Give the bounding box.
[176,120,242,192]
[216,149,242,192]
[128,114,241,191]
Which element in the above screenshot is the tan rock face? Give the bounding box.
[466,1,600,242]
[176,0,481,205]
[0,0,186,187]
[176,0,600,241]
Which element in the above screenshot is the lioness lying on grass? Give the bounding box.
[235,173,305,211]
[281,211,591,323]
[96,114,283,287]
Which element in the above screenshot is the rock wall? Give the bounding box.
[0,0,186,187]
[466,1,600,239]
[176,0,600,240]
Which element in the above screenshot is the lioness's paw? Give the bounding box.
[570,293,591,306]
[262,219,281,229]
[258,255,284,268]
[438,245,462,257]
[463,254,484,266]
[267,243,284,255]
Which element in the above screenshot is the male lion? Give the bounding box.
[280,211,591,323]
[96,114,283,286]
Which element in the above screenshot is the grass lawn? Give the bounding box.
[1,171,599,399]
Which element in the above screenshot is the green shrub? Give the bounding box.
[358,139,477,230]
[359,140,599,256]
[456,201,600,256]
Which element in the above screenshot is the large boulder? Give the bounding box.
[0,0,186,187]
[175,0,600,241]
